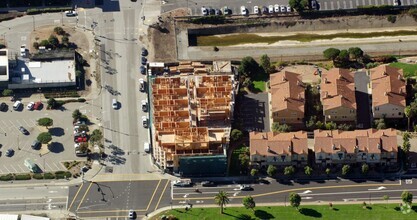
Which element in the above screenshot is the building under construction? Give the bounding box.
[151,62,236,175]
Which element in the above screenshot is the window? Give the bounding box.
[375,107,379,111]
[399,112,402,116]
[291,112,297,116]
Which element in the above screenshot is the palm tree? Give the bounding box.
[215,191,230,214]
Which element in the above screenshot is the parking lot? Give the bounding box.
[0,99,87,175]
[162,0,417,16]
[238,93,270,132]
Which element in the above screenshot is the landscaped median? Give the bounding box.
[0,171,72,181]
[152,203,417,220]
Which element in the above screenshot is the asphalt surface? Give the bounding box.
[240,93,270,132]
[0,185,68,212]
[67,179,171,219]
[162,0,417,15]
[354,70,372,129]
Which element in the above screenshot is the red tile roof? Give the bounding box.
[320,68,356,110]
[370,65,406,108]
[250,131,308,156]
[270,71,305,113]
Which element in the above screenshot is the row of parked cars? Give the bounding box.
[73,120,88,157]
[201,5,292,16]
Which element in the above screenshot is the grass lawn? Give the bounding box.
[252,81,266,92]
[197,30,417,46]
[389,62,417,78]
[153,204,417,220]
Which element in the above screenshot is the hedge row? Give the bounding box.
[44,90,80,99]
[27,7,72,15]
[0,171,72,181]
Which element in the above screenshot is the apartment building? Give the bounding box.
[314,128,398,166]
[370,65,406,119]
[320,68,357,124]
[249,131,308,167]
[152,70,236,175]
[270,71,305,127]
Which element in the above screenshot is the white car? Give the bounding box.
[142,116,148,128]
[311,0,317,9]
[139,78,145,92]
[274,4,279,13]
[65,10,78,16]
[128,210,136,219]
[280,5,286,12]
[27,102,34,110]
[20,45,26,57]
[201,7,208,15]
[268,5,274,13]
[253,6,259,14]
[393,0,399,5]
[240,6,247,15]
[74,143,80,148]
[141,100,148,112]
[286,6,292,12]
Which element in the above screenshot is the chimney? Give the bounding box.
[332,144,336,150]
[326,132,330,137]
[288,145,293,152]
[398,75,402,80]
[399,88,403,94]
[282,76,287,82]
[324,78,328,83]
[297,80,303,86]
[283,97,288,102]
[338,74,343,80]
[382,131,385,136]
[383,71,388,76]
[377,143,381,150]
[267,146,272,152]
[298,94,303,100]
[384,92,388,96]
[293,134,296,139]
[324,92,329,98]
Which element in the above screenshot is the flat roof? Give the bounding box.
[0,49,8,67]
[14,60,75,83]
[0,214,18,220]
[21,215,50,220]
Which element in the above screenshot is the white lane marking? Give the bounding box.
[308,188,417,197]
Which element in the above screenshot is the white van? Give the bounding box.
[112,99,118,109]
[144,142,150,153]
[13,101,22,110]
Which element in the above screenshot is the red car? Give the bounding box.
[75,136,88,143]
[33,102,43,110]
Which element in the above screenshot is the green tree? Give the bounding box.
[37,117,53,129]
[325,122,337,130]
[374,118,387,129]
[405,103,417,131]
[383,195,389,207]
[90,129,103,144]
[33,42,40,49]
[348,47,364,60]
[284,166,295,176]
[267,165,277,177]
[242,77,254,91]
[401,190,413,204]
[260,54,272,74]
[230,129,243,142]
[48,35,59,48]
[61,35,69,45]
[342,165,351,176]
[337,49,350,62]
[337,123,352,131]
[47,98,57,109]
[37,132,52,144]
[304,166,313,176]
[250,168,258,177]
[272,122,291,132]
[238,56,260,78]
[2,89,13,96]
[77,125,89,133]
[323,48,340,61]
[289,193,301,209]
[78,142,89,153]
[39,39,50,47]
[72,109,82,121]
[325,168,331,175]
[53,26,65,35]
[214,191,230,214]
[242,196,256,211]
[289,0,309,12]
[361,163,369,175]
[387,15,397,23]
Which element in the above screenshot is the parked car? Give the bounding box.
[286,5,292,12]
[201,7,208,15]
[31,140,41,150]
[201,181,216,187]
[268,5,274,13]
[141,100,148,112]
[240,6,247,15]
[142,116,148,128]
[5,149,14,157]
[223,6,230,15]
[173,180,193,187]
[0,102,6,111]
[253,6,259,14]
[20,45,26,57]
[139,78,145,92]
[75,136,88,143]
[24,159,42,173]
[128,210,136,219]
[262,6,268,14]
[33,101,42,110]
[274,4,279,13]
[27,102,35,110]
[280,5,286,12]
[19,126,29,135]
[65,10,78,16]
[141,57,147,65]
[208,7,215,15]
[239,185,253,191]
[75,146,87,157]
[141,47,148,56]
[215,9,221,15]
[393,0,400,5]
[112,99,118,109]
[140,65,146,75]
[311,0,318,9]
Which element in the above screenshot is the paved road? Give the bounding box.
[0,185,68,212]
[67,179,171,219]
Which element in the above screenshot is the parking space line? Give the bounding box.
[16,164,27,173]
[3,165,11,173]
[336,1,340,9]
[29,119,37,127]
[22,119,32,128]
[362,0,366,5]
[343,1,347,9]
[356,0,360,6]
[407,0,411,5]
[45,162,55,171]
[349,0,353,8]
[52,162,63,170]
[323,1,328,9]
[9,165,18,173]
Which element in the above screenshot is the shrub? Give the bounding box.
[37,132,52,144]
[408,8,417,22]
[0,174,14,181]
[54,26,65,35]
[55,171,71,179]
[2,89,13,97]
[15,174,31,180]
[33,42,40,49]
[33,173,44,179]
[387,15,396,23]
[43,172,55,179]
[27,7,73,15]
[77,98,86,102]
[190,15,226,24]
